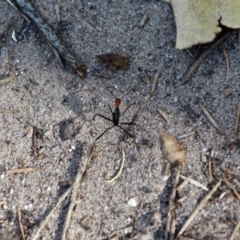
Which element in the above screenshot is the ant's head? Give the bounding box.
[115,98,121,107]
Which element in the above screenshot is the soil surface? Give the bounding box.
[0,1,240,240]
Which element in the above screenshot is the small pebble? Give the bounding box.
[1,174,5,180]
[127,198,138,207]
[10,188,14,194]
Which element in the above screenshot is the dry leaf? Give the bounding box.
[95,53,129,70]
[159,131,186,172]
[163,0,240,49]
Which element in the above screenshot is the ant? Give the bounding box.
[92,98,140,140]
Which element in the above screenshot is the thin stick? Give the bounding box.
[223,176,240,201]
[165,169,180,240]
[177,131,195,140]
[199,101,226,135]
[61,142,96,240]
[234,101,240,139]
[229,220,240,240]
[0,75,15,86]
[162,162,171,181]
[139,12,148,28]
[11,0,86,76]
[182,32,231,84]
[177,174,192,191]
[223,46,230,80]
[151,70,161,94]
[177,179,222,237]
[221,167,240,177]
[208,149,214,182]
[6,167,37,175]
[157,108,169,123]
[106,150,126,183]
[17,205,25,240]
[180,175,209,191]
[55,5,60,22]
[31,187,73,240]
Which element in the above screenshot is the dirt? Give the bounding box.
[0,1,239,240]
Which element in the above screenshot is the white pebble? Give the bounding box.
[10,188,14,194]
[3,205,8,210]
[71,145,76,150]
[174,97,178,103]
[47,186,51,192]
[1,174,5,180]
[127,198,138,207]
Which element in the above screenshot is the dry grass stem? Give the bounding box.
[177,179,222,237]
[0,75,15,86]
[182,32,231,84]
[151,70,161,94]
[229,220,240,240]
[157,108,169,123]
[6,167,37,175]
[221,167,240,177]
[139,12,148,28]
[177,131,195,140]
[61,142,96,240]
[17,205,25,240]
[223,176,240,201]
[223,46,230,79]
[31,186,73,240]
[180,175,209,191]
[165,169,180,240]
[0,201,6,205]
[186,49,194,58]
[207,149,214,182]
[79,17,95,32]
[55,5,60,22]
[106,150,125,183]
[162,162,171,180]
[234,101,240,139]
[177,193,191,203]
[199,101,226,135]
[177,174,192,191]
[0,109,19,114]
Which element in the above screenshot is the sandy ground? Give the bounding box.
[0,1,240,240]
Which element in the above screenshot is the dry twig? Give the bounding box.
[223,46,230,79]
[177,179,222,237]
[182,32,231,84]
[177,174,192,191]
[0,75,15,86]
[221,167,240,177]
[7,0,86,76]
[234,101,240,139]
[139,12,148,28]
[61,142,96,240]
[229,220,240,240]
[6,167,37,175]
[157,108,169,123]
[199,101,226,135]
[17,206,25,240]
[180,175,209,191]
[31,186,73,240]
[223,176,240,201]
[151,70,161,94]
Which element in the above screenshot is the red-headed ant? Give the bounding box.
[92,98,141,140]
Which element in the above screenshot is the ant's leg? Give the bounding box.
[120,122,148,132]
[92,114,112,122]
[121,102,136,117]
[95,126,114,140]
[108,105,113,114]
[118,125,134,138]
